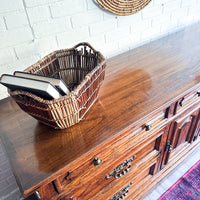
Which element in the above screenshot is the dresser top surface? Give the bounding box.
[1,23,200,194]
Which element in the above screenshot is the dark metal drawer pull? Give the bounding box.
[179,97,185,107]
[35,191,42,200]
[93,157,102,166]
[106,156,135,179]
[144,124,151,131]
[110,182,132,200]
[165,141,171,152]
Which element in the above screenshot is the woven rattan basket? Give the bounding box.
[9,42,106,129]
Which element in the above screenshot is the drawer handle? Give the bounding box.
[144,124,151,131]
[93,157,102,166]
[106,155,135,179]
[35,191,42,200]
[179,97,184,107]
[110,182,132,200]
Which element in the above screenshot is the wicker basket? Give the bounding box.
[9,42,106,129]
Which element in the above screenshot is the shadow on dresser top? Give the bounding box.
[0,22,200,196]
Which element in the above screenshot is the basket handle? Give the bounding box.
[73,42,99,54]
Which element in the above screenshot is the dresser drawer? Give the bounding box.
[167,88,200,118]
[88,149,159,200]
[55,136,160,200]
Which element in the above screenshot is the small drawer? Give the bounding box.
[165,87,200,119]
[174,90,200,116]
[142,111,165,132]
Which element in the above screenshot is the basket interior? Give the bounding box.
[26,44,103,91]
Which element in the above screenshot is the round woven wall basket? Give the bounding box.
[94,0,153,16]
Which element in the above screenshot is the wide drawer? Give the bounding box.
[55,138,160,200]
[88,150,159,200]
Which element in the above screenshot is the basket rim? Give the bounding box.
[8,42,106,105]
[8,61,106,104]
[24,42,105,74]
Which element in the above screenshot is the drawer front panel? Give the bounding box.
[165,86,200,119]
[126,175,152,200]
[88,150,159,200]
[174,89,200,116]
[58,145,159,200]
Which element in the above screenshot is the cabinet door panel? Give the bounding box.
[187,110,200,142]
[164,107,200,166]
[193,121,200,141]
[172,115,193,148]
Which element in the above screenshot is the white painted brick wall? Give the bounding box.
[0,48,17,65]
[27,5,51,24]
[71,10,103,28]
[89,18,118,36]
[0,0,199,102]
[4,11,29,29]
[50,0,87,17]
[25,0,62,8]
[0,17,6,32]
[0,0,24,13]
[0,27,33,48]
[32,17,71,38]
[57,26,90,48]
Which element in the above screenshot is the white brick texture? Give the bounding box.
[117,13,142,28]
[0,0,24,13]
[50,0,86,18]
[4,11,29,29]
[32,18,71,38]
[0,17,6,32]
[142,4,163,19]
[25,0,61,8]
[27,5,51,24]
[89,19,117,36]
[57,27,90,48]
[86,0,97,10]
[162,0,182,13]
[0,48,17,65]
[71,10,103,28]
[0,0,200,102]
[0,27,33,48]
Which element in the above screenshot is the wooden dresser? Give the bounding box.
[1,23,200,200]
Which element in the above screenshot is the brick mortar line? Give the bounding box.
[22,0,35,41]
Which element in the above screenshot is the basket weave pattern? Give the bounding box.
[95,0,152,16]
[9,43,106,129]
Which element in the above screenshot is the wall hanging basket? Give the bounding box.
[9,42,106,129]
[94,0,152,16]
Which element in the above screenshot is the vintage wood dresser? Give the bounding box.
[0,23,200,200]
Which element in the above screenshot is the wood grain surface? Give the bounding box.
[0,23,200,197]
